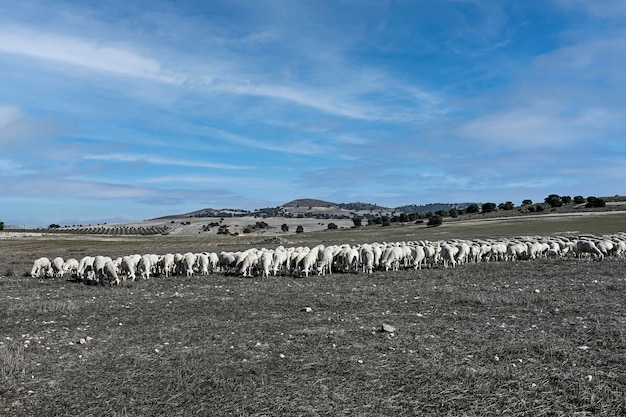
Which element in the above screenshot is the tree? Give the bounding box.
[448,208,459,218]
[296,225,304,233]
[398,213,409,223]
[561,195,572,204]
[435,210,449,217]
[544,194,563,207]
[466,204,479,214]
[427,214,443,227]
[498,201,515,210]
[327,223,338,230]
[586,196,606,208]
[535,204,544,212]
[352,217,362,227]
[522,199,533,206]
[573,195,586,204]
[48,224,61,229]
[481,202,497,213]
[281,224,289,232]
[0,221,3,231]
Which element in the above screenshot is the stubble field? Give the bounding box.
[1,216,625,416]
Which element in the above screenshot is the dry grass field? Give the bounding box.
[1,212,625,416]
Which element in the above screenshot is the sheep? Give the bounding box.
[237,251,258,277]
[440,245,458,269]
[196,253,210,275]
[50,257,65,278]
[30,257,52,278]
[317,247,335,276]
[575,240,604,260]
[63,258,80,278]
[102,260,121,286]
[299,251,319,277]
[119,256,137,281]
[159,253,175,278]
[138,254,153,279]
[180,252,197,277]
[91,256,111,284]
[208,252,220,273]
[361,248,375,274]
[272,249,288,276]
[259,251,273,278]
[411,245,426,270]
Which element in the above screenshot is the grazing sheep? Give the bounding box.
[120,256,137,281]
[180,252,197,277]
[30,257,52,278]
[63,258,80,278]
[138,254,153,279]
[575,240,604,260]
[51,257,65,278]
[103,260,121,285]
[411,246,426,270]
[259,251,273,278]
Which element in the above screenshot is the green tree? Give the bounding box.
[481,202,497,213]
[327,223,338,230]
[435,210,449,217]
[448,208,459,218]
[535,204,544,212]
[585,196,606,208]
[281,224,289,232]
[0,221,3,231]
[573,195,586,204]
[522,199,533,206]
[545,194,563,207]
[466,204,479,214]
[427,214,443,227]
[296,225,304,233]
[561,195,572,204]
[49,224,61,229]
[498,201,515,210]
[352,217,362,227]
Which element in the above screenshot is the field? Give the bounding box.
[1,213,625,416]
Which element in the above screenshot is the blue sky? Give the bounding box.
[1,0,625,227]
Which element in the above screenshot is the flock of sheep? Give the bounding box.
[28,233,626,285]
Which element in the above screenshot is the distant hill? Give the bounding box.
[153,207,251,219]
[282,199,337,208]
[394,203,474,214]
[152,199,477,220]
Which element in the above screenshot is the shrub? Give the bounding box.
[466,204,479,214]
[481,203,497,213]
[352,217,362,227]
[327,223,338,230]
[281,224,289,232]
[427,214,443,227]
[296,225,304,233]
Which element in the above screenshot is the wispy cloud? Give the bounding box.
[0,27,180,83]
[0,104,68,144]
[83,153,254,170]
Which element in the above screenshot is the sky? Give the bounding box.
[1,0,625,227]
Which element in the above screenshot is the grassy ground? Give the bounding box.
[1,216,625,416]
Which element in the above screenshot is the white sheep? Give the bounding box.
[102,260,121,286]
[50,256,65,278]
[30,257,52,278]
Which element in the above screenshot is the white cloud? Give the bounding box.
[0,27,180,83]
[0,104,68,144]
[552,0,626,18]
[82,153,254,170]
